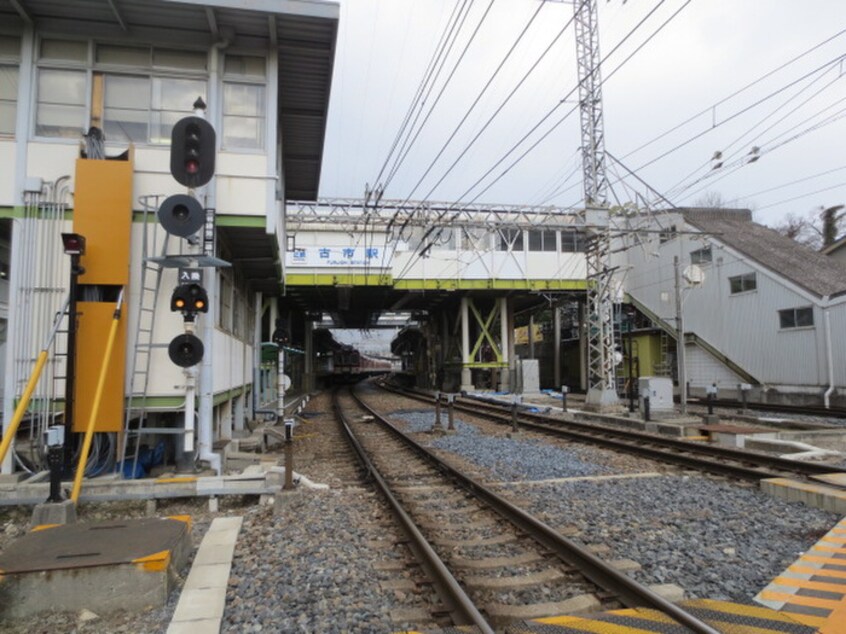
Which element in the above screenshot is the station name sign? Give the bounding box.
[285,246,395,268]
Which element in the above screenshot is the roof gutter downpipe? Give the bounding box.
[197,35,230,476]
[824,304,834,409]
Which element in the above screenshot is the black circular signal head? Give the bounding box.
[158,194,205,238]
[168,333,204,367]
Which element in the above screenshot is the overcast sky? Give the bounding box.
[318,0,846,229]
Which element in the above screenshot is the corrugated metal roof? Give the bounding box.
[681,208,846,298]
[1,0,338,201]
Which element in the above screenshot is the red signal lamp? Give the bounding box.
[61,233,86,256]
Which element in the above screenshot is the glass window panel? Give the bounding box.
[778,310,794,329]
[36,69,86,137]
[104,107,149,143]
[729,276,742,294]
[35,103,85,137]
[40,39,88,63]
[0,101,15,135]
[150,109,184,144]
[796,307,814,327]
[96,44,150,67]
[38,69,86,105]
[153,48,206,71]
[0,35,21,59]
[155,77,206,112]
[223,83,263,117]
[745,273,756,291]
[224,55,266,78]
[104,75,150,110]
[0,65,18,134]
[528,230,542,251]
[223,115,263,149]
[543,230,556,251]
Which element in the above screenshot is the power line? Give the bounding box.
[401,0,550,203]
[630,54,846,174]
[368,0,468,193]
[620,27,846,162]
[381,0,497,195]
[395,0,688,282]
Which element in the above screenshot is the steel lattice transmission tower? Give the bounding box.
[574,0,619,409]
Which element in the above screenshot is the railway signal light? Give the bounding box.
[158,194,205,238]
[170,116,215,188]
[272,318,290,346]
[171,283,209,317]
[168,333,204,368]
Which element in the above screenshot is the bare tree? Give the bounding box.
[693,191,727,208]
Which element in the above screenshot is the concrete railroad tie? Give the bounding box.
[167,516,243,634]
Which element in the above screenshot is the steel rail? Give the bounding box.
[384,384,838,480]
[331,388,495,634]
[690,397,846,421]
[465,395,839,478]
[352,385,722,634]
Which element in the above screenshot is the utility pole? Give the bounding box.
[574,0,618,410]
[674,256,687,415]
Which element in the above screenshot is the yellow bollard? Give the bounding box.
[71,293,123,504]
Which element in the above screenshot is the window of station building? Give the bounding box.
[35,39,89,139]
[97,44,207,144]
[528,230,557,252]
[560,230,586,253]
[0,35,21,136]
[690,246,712,265]
[498,228,523,251]
[222,55,266,150]
[36,68,88,138]
[729,272,756,294]
[778,306,814,329]
[461,227,487,251]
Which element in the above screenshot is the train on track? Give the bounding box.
[314,328,394,382]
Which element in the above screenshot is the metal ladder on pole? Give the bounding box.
[119,197,171,477]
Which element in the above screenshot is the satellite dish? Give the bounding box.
[683,264,706,286]
[281,374,292,393]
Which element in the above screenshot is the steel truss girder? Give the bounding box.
[285,197,584,234]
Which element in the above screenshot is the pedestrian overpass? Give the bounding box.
[281,198,594,392]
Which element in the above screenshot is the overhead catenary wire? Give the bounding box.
[399,0,555,204]
[665,70,846,202]
[620,27,846,162]
[382,0,497,196]
[370,0,471,194]
[393,0,688,283]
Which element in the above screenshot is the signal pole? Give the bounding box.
[574,0,619,410]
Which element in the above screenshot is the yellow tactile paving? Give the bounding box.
[789,564,846,579]
[821,535,846,544]
[811,544,846,554]
[706,621,803,634]
[820,602,846,634]
[759,590,843,610]
[531,618,661,634]
[786,613,830,629]
[797,553,846,566]
[689,598,814,624]
[773,575,846,594]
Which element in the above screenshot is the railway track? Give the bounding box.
[380,382,842,484]
[336,383,722,633]
[689,397,846,420]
